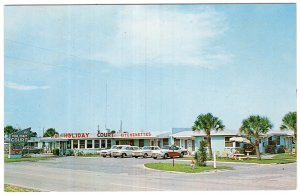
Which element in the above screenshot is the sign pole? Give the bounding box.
[213,152,216,169]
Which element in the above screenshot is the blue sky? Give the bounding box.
[4,4,296,136]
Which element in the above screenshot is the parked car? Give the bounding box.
[100,145,129,157]
[152,145,185,159]
[132,146,161,158]
[111,146,139,158]
[178,147,188,155]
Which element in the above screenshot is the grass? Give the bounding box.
[4,184,39,192]
[215,157,296,164]
[179,157,195,161]
[144,163,231,173]
[179,153,296,164]
[4,156,54,163]
[272,153,296,160]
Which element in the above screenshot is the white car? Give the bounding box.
[100,145,129,157]
[132,146,161,158]
[152,145,185,159]
[111,146,139,158]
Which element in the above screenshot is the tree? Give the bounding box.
[30,131,37,137]
[43,128,59,137]
[280,112,297,153]
[192,113,225,158]
[4,125,18,137]
[239,115,273,160]
[194,140,208,166]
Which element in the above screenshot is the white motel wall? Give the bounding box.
[26,128,295,156]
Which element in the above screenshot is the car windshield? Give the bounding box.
[132,147,139,150]
[116,146,124,149]
[111,146,117,149]
[142,146,149,150]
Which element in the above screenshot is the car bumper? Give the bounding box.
[132,153,143,157]
[152,153,163,158]
[112,153,122,157]
[100,153,110,157]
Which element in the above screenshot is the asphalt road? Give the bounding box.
[4,156,297,191]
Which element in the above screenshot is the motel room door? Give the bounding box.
[60,141,67,155]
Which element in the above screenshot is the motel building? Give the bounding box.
[170,128,296,155]
[27,128,295,156]
[28,131,172,155]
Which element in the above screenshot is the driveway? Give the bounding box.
[4,156,297,191]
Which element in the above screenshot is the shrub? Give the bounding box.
[195,140,207,166]
[265,145,276,154]
[66,150,74,156]
[268,140,276,146]
[237,147,245,154]
[53,148,60,156]
[277,145,285,154]
[22,148,43,155]
[243,144,256,155]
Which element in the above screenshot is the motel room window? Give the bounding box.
[87,140,92,148]
[94,140,100,148]
[184,140,188,149]
[235,142,240,147]
[225,137,233,147]
[174,139,180,147]
[162,138,169,146]
[139,139,144,147]
[67,141,71,149]
[73,140,78,149]
[80,140,85,149]
[275,136,280,145]
[101,140,106,148]
[107,140,111,148]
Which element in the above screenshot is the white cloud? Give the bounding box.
[90,6,232,68]
[5,82,50,91]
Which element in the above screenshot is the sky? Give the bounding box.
[4,4,296,136]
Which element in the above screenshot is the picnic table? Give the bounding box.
[233,153,246,160]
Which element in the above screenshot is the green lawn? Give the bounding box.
[215,157,296,164]
[4,156,54,163]
[4,184,39,192]
[178,157,195,161]
[144,163,231,173]
[272,153,296,160]
[179,153,296,164]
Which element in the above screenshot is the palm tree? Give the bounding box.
[43,128,59,137]
[239,115,273,160]
[192,113,225,158]
[280,112,297,153]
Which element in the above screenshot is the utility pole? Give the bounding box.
[105,83,108,130]
[120,120,122,133]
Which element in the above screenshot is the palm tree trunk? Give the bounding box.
[255,137,261,160]
[207,134,212,159]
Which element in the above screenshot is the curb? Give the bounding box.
[143,164,232,175]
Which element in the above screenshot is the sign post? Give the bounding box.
[213,152,216,169]
[8,128,31,159]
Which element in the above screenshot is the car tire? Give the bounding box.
[143,153,148,158]
[135,156,138,158]
[163,154,168,159]
[121,153,126,158]
[180,153,184,158]
[103,155,106,158]
[153,157,157,159]
[113,156,117,158]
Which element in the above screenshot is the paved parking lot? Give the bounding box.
[4,156,297,191]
